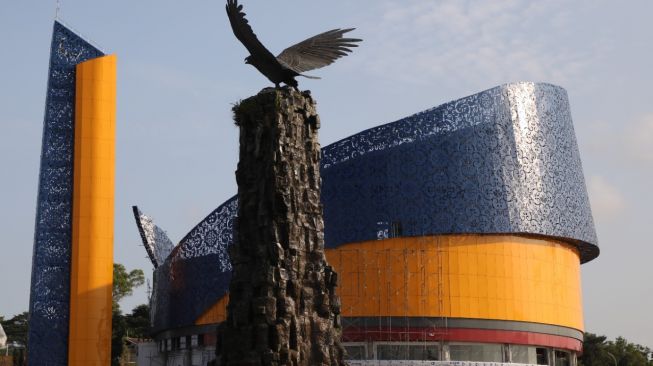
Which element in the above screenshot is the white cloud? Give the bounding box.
[587,175,626,220]
[583,113,653,166]
[356,0,608,91]
[624,113,653,162]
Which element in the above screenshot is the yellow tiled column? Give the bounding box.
[68,54,116,366]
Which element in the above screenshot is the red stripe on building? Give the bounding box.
[342,327,582,352]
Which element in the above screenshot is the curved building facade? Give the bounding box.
[135,82,598,365]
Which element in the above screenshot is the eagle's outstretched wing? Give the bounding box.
[225,0,278,64]
[276,28,362,73]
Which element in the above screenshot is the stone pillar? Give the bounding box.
[218,87,344,366]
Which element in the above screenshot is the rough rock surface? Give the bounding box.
[217,87,345,366]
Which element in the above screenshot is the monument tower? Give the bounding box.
[28,21,116,366]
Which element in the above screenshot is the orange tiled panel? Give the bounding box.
[325,235,583,331]
[196,295,230,325]
[68,54,116,366]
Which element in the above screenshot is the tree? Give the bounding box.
[608,337,652,366]
[0,313,28,365]
[2,312,28,346]
[582,333,611,366]
[581,333,653,366]
[111,304,150,366]
[113,263,145,304]
[111,263,145,366]
[111,305,127,366]
[124,304,150,338]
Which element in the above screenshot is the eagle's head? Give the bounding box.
[244,56,253,65]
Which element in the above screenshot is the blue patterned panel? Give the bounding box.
[142,198,237,331]
[176,197,236,267]
[28,21,103,366]
[322,83,598,262]
[150,255,231,332]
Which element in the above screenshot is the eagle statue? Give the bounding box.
[226,0,362,88]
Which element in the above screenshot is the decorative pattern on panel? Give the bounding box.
[176,196,236,266]
[133,206,174,267]
[28,21,103,365]
[141,198,236,331]
[321,82,598,262]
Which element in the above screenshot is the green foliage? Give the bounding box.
[1,312,28,346]
[581,333,652,366]
[124,304,150,338]
[1,313,28,365]
[111,263,146,365]
[582,333,611,366]
[111,304,126,366]
[111,303,150,366]
[113,263,145,304]
[610,337,652,366]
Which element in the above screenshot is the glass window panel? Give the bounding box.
[450,343,502,362]
[555,350,570,366]
[450,345,472,361]
[344,345,366,360]
[512,345,537,364]
[536,347,549,365]
[377,344,409,360]
[409,345,439,360]
[191,353,202,366]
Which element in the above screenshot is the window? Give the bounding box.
[377,344,408,360]
[191,353,202,366]
[555,350,570,366]
[409,344,439,360]
[536,347,549,365]
[376,343,440,360]
[449,343,503,362]
[512,345,537,364]
[191,335,198,347]
[344,345,366,360]
[180,336,187,350]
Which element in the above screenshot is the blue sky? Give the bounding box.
[1,0,652,346]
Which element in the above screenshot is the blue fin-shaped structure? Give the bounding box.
[133,206,175,267]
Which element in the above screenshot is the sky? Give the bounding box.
[1,0,652,347]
